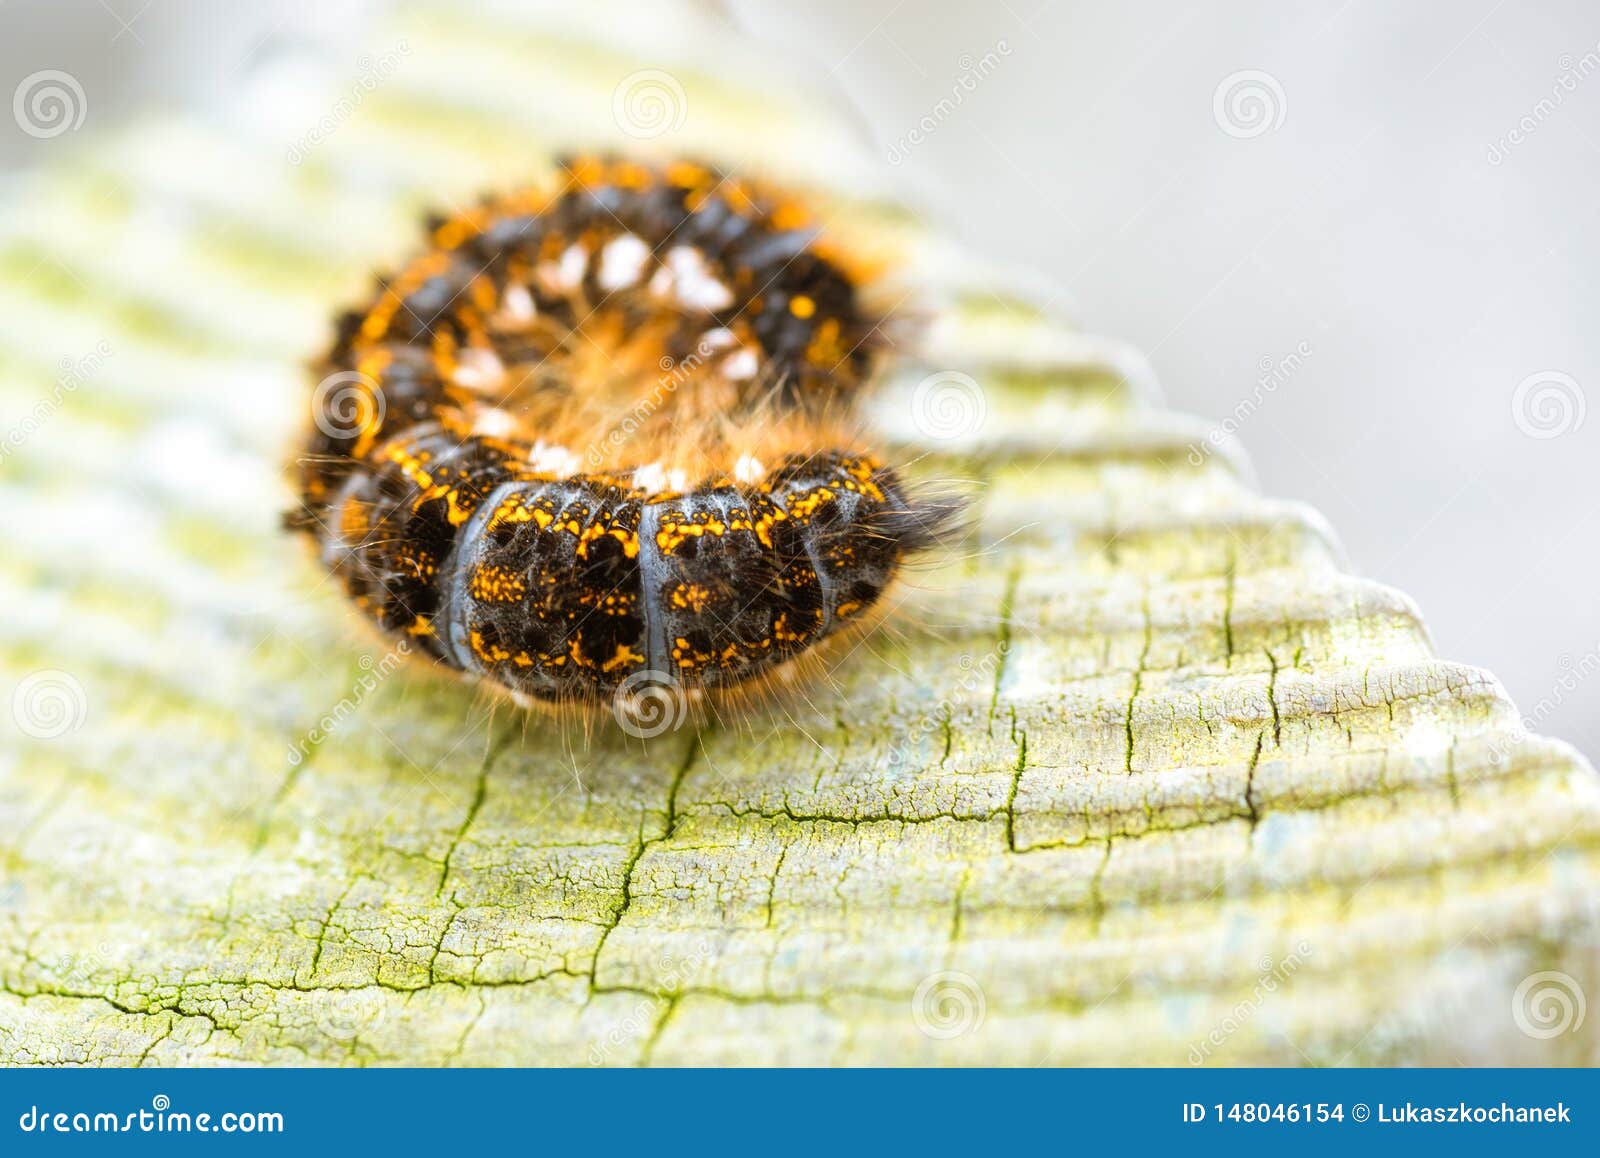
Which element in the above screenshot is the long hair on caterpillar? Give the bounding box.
[401,551,984,757]
[287,154,967,726]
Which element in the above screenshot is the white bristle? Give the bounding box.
[471,407,517,438]
[498,282,536,324]
[661,246,733,312]
[631,462,669,493]
[598,234,651,291]
[733,454,765,484]
[721,349,759,381]
[528,442,581,477]
[452,348,507,392]
[558,243,589,288]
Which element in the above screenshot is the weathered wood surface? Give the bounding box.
[1,2,1596,1065]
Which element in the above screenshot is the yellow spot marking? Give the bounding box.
[470,565,526,603]
[469,630,533,668]
[771,613,809,644]
[669,583,715,613]
[667,161,712,188]
[771,202,810,231]
[577,521,640,559]
[433,216,479,249]
[655,515,728,553]
[785,487,836,521]
[601,645,645,673]
[443,489,477,526]
[805,317,844,366]
[485,496,533,533]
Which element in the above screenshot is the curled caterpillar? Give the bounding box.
[289,155,957,709]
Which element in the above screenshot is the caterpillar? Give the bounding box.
[288,155,958,713]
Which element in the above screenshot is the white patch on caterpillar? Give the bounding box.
[733,454,765,484]
[700,326,737,351]
[721,348,759,381]
[627,463,689,495]
[537,243,589,294]
[631,462,668,493]
[560,243,589,287]
[471,407,517,438]
[528,441,581,477]
[497,282,537,325]
[452,348,507,392]
[656,246,733,312]
[598,234,651,291]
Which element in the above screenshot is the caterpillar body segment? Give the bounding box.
[291,156,957,709]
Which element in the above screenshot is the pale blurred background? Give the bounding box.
[4,0,1597,760]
